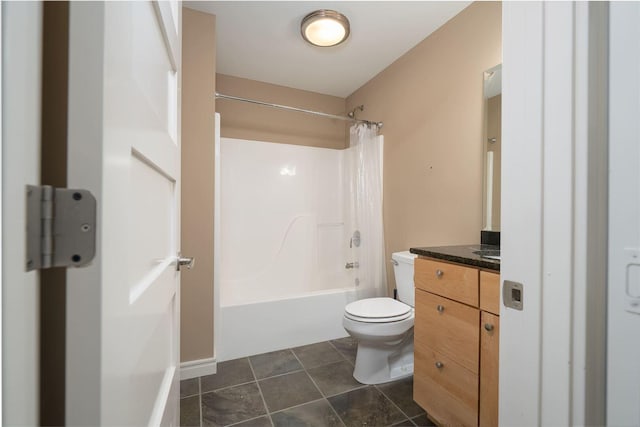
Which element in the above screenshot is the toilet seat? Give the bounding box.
[344,297,412,323]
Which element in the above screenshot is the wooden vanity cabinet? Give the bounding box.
[480,311,499,427]
[479,271,500,315]
[413,257,500,427]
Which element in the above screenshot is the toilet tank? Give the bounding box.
[392,251,418,307]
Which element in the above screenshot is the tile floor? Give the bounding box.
[180,337,436,427]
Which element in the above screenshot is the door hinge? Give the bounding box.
[26,185,97,271]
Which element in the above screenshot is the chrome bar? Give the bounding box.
[215,92,383,128]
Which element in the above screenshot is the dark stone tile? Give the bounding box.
[329,337,358,364]
[180,378,200,398]
[180,396,200,427]
[377,377,425,418]
[306,360,362,396]
[201,358,255,393]
[327,386,405,427]
[258,370,322,413]
[233,416,273,427]
[271,399,342,427]
[201,382,266,427]
[392,420,416,427]
[249,349,303,380]
[292,341,344,370]
[411,413,436,426]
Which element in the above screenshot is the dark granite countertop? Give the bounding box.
[410,244,500,272]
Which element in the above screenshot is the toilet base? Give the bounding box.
[352,332,414,385]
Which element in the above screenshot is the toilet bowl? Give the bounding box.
[342,251,417,384]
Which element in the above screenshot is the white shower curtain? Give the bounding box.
[347,124,387,299]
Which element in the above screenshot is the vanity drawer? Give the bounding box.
[414,258,479,306]
[479,271,500,315]
[415,289,480,374]
[414,345,479,427]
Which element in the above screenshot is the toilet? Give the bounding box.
[343,251,417,384]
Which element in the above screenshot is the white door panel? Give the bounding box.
[66,2,181,425]
[501,2,609,424]
[500,2,544,424]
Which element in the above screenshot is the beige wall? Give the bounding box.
[346,2,502,292]
[181,7,216,363]
[216,74,347,149]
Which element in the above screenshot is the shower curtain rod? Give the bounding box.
[215,92,383,129]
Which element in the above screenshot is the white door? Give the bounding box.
[65,2,182,425]
[501,2,609,425]
[500,3,545,424]
[608,2,640,425]
[1,2,42,425]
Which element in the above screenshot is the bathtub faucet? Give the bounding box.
[345,262,359,269]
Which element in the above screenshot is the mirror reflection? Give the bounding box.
[483,64,502,232]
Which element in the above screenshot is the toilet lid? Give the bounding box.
[345,297,412,323]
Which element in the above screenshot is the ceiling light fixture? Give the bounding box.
[301,10,350,47]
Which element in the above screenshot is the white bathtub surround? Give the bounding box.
[217,136,387,360]
[220,139,350,307]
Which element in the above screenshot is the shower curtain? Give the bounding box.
[347,124,387,299]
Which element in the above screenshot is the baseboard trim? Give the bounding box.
[180,357,217,380]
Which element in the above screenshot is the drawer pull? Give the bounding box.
[484,323,494,332]
[436,304,445,313]
[435,361,444,369]
[436,269,444,278]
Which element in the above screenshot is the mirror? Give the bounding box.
[482,64,502,232]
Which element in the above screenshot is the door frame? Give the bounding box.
[607,2,640,425]
[1,2,43,424]
[1,2,42,425]
[65,4,104,422]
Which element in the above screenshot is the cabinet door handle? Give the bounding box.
[436,304,445,313]
[484,323,494,332]
[435,361,444,369]
[436,269,444,278]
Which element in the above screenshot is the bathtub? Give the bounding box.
[217,288,355,361]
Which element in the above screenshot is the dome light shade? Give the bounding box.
[301,10,350,47]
